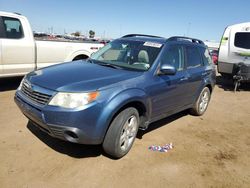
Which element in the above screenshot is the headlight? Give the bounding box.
[49,91,99,109]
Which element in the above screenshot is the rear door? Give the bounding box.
[0,16,35,76]
[184,45,206,104]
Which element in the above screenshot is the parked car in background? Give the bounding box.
[218,22,250,77]
[0,11,104,77]
[210,50,218,65]
[15,34,216,158]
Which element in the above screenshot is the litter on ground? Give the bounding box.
[148,143,174,152]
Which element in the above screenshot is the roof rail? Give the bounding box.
[167,36,205,45]
[122,34,163,39]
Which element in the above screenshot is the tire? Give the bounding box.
[190,87,211,116]
[103,107,139,158]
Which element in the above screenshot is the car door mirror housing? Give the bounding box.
[158,64,177,75]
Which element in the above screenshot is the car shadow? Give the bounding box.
[27,110,188,159]
[27,121,104,158]
[137,110,189,139]
[216,75,250,92]
[0,76,23,92]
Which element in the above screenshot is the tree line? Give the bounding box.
[71,30,95,38]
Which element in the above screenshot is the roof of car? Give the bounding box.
[120,34,206,47]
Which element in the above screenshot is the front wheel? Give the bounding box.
[103,107,139,158]
[190,87,211,116]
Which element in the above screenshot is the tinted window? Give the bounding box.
[2,16,23,39]
[186,46,202,68]
[235,32,250,49]
[199,47,212,66]
[161,45,184,71]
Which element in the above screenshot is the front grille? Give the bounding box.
[21,80,52,105]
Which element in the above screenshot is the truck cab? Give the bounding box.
[0,11,103,78]
[0,12,36,76]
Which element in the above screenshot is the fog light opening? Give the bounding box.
[64,131,78,139]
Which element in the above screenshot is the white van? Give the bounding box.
[218,22,250,77]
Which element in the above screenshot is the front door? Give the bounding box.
[149,45,190,120]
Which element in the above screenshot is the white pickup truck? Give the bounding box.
[0,11,104,77]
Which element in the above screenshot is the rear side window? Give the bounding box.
[161,45,184,71]
[199,47,212,66]
[234,32,250,49]
[2,16,23,39]
[186,46,202,69]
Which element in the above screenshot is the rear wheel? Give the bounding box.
[103,107,139,158]
[190,87,211,116]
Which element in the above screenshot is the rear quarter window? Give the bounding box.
[199,47,212,66]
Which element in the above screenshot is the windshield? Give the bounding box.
[90,39,163,71]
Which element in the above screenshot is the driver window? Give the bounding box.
[161,45,184,71]
[2,16,24,39]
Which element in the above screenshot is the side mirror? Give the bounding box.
[158,64,176,75]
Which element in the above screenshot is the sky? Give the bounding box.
[0,0,250,41]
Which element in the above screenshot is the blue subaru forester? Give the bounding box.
[15,35,216,158]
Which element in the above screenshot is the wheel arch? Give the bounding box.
[72,54,89,61]
[65,50,91,61]
[102,100,148,141]
[112,101,148,123]
[205,83,213,93]
[97,89,150,143]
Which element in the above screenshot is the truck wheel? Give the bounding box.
[103,107,139,158]
[73,55,88,61]
[190,87,211,116]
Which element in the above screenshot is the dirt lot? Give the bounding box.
[0,76,250,188]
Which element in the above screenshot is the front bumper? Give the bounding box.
[15,91,105,144]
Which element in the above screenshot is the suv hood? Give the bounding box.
[26,61,143,92]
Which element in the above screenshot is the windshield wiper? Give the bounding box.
[87,58,122,69]
[99,63,121,69]
[96,62,122,69]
